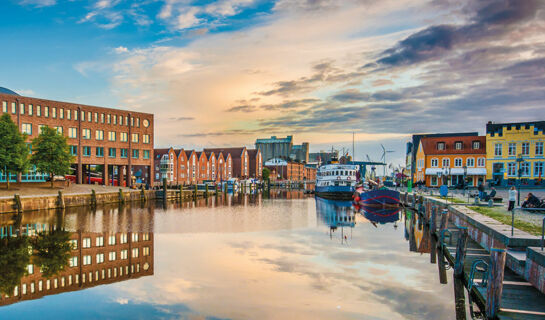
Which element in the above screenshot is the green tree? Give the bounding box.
[0,236,31,295]
[262,167,270,181]
[31,126,73,188]
[0,114,30,189]
[31,229,72,278]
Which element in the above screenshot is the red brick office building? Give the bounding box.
[0,89,154,187]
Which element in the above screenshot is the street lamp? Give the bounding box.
[463,165,468,197]
[516,154,524,206]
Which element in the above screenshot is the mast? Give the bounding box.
[352,132,355,161]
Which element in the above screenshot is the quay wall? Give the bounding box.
[525,248,545,294]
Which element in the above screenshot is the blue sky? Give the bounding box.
[1,0,544,165]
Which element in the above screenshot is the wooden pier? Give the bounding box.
[404,194,545,319]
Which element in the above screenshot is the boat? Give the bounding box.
[358,205,400,224]
[354,188,400,206]
[315,160,358,200]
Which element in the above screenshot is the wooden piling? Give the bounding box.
[14,194,22,213]
[454,277,468,319]
[179,185,183,202]
[194,184,198,200]
[486,248,506,319]
[205,184,209,198]
[437,245,448,284]
[162,178,167,201]
[57,191,65,209]
[430,206,437,233]
[118,189,125,204]
[140,188,147,202]
[454,227,468,278]
[440,208,449,232]
[91,189,97,208]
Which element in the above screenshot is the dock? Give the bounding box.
[402,193,545,319]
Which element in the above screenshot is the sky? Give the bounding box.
[1,0,544,167]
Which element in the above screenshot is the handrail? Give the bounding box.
[512,207,545,237]
[468,259,489,292]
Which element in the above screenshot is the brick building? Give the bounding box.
[247,149,263,179]
[204,147,248,179]
[0,89,154,187]
[265,159,316,181]
[0,231,154,307]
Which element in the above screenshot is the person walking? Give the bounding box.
[508,186,517,211]
[478,183,484,200]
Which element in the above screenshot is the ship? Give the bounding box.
[315,156,358,200]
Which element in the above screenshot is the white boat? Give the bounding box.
[315,162,358,200]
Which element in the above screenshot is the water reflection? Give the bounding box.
[0,192,473,319]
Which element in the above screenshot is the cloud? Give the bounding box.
[18,0,56,7]
[171,116,195,121]
[114,46,129,54]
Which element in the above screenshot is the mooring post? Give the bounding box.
[454,227,469,278]
[141,188,146,202]
[440,208,449,232]
[194,184,198,200]
[430,226,437,264]
[486,248,506,319]
[437,244,448,284]
[454,277,468,319]
[91,189,97,208]
[13,194,22,213]
[118,188,125,204]
[205,184,209,198]
[430,206,437,233]
[162,178,167,201]
[58,190,65,209]
[179,185,183,202]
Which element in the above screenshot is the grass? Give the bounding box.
[431,196,467,204]
[468,206,541,236]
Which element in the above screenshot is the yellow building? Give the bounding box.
[486,121,545,187]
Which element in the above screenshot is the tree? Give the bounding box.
[0,114,30,189]
[262,167,270,181]
[0,237,31,295]
[31,126,73,188]
[31,229,72,278]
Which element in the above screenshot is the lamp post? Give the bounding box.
[463,165,468,197]
[516,154,524,206]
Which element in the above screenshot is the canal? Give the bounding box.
[0,191,477,319]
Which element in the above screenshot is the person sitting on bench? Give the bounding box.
[483,187,496,202]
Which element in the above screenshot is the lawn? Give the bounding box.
[431,196,467,204]
[468,206,541,236]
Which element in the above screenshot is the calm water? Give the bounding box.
[0,191,470,319]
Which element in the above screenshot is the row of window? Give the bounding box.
[430,157,485,168]
[69,146,150,159]
[505,162,544,177]
[70,247,150,267]
[317,170,356,177]
[72,233,150,249]
[494,142,544,157]
[436,141,481,151]
[11,263,148,298]
[21,123,150,143]
[2,101,150,128]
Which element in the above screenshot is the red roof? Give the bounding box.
[204,147,245,160]
[421,136,486,155]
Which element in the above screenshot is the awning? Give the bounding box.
[425,168,486,176]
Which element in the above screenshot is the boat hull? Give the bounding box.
[315,185,355,200]
[357,189,400,206]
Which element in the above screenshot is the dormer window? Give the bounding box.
[472,141,480,149]
[455,141,463,150]
[437,142,445,150]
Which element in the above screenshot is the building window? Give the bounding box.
[142,233,149,241]
[82,237,91,248]
[36,105,41,116]
[96,130,104,140]
[108,131,116,141]
[83,146,91,157]
[131,233,139,242]
[52,107,57,118]
[55,126,63,134]
[119,115,123,125]
[28,104,33,115]
[143,150,150,159]
[67,109,71,120]
[120,132,128,142]
[521,142,529,156]
[442,158,450,167]
[454,142,462,150]
[82,129,91,139]
[132,248,139,258]
[81,110,85,121]
[69,127,77,138]
[96,147,104,157]
[70,145,78,156]
[108,235,116,245]
[100,113,104,123]
[69,256,78,267]
[120,250,128,260]
[96,253,105,264]
[44,106,49,117]
[466,158,475,167]
[521,162,530,176]
[494,143,502,156]
[96,236,104,247]
[143,134,150,144]
[108,148,116,158]
[143,246,150,256]
[22,123,32,135]
[507,162,516,176]
[11,102,16,114]
[508,143,516,156]
[83,255,91,265]
[70,239,78,249]
[534,162,544,177]
[94,112,98,122]
[109,251,116,261]
[477,157,485,167]
[132,149,139,159]
[120,233,128,244]
[131,133,139,143]
[20,103,25,115]
[534,142,543,156]
[27,264,34,274]
[120,148,128,158]
[60,108,64,119]
[1,101,6,112]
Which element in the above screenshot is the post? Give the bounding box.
[205,184,209,198]
[454,227,468,277]
[162,178,167,201]
[430,206,437,234]
[486,248,506,319]
[14,194,22,213]
[194,184,198,200]
[57,191,65,209]
[454,277,468,320]
[440,208,449,232]
[140,188,146,202]
[512,208,515,237]
[91,189,97,208]
[541,217,544,251]
[437,245,448,284]
[118,188,125,204]
[179,185,183,202]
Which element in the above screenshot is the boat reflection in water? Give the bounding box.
[357,205,400,228]
[315,197,355,243]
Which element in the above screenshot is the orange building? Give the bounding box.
[415,136,487,187]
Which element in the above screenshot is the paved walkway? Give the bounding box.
[0,184,133,199]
